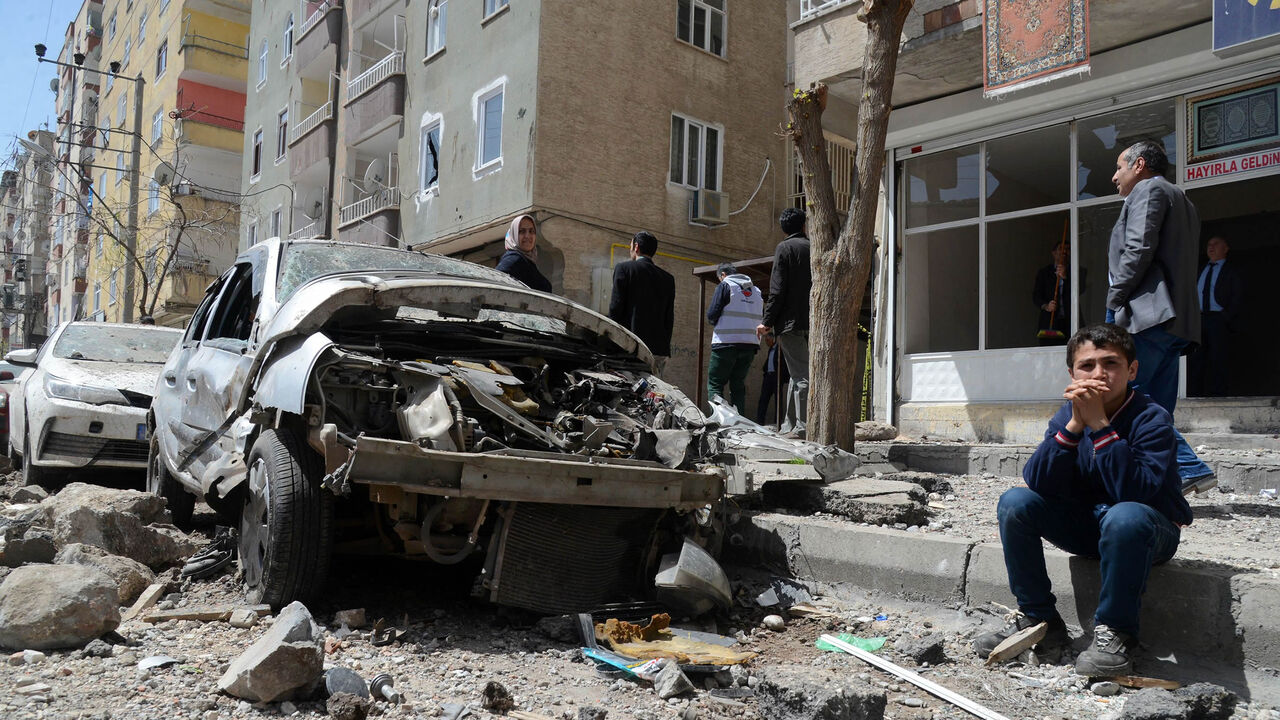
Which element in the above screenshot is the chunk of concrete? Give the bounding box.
[0,564,120,650]
[895,633,947,666]
[654,659,695,699]
[1116,687,1188,719]
[761,478,930,526]
[228,608,259,629]
[55,544,156,605]
[332,608,366,629]
[216,601,323,702]
[855,422,898,441]
[1172,683,1236,719]
[0,505,51,567]
[754,665,887,720]
[42,483,195,569]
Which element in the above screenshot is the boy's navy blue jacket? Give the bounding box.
[1023,390,1193,527]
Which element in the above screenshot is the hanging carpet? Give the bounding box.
[983,0,1090,97]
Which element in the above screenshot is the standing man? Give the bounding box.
[1189,235,1243,397]
[706,263,762,415]
[1033,240,1076,345]
[609,231,675,375]
[1106,140,1215,492]
[757,208,811,439]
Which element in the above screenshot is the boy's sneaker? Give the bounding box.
[1074,624,1135,677]
[973,613,1070,664]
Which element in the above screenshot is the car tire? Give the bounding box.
[21,427,56,489]
[148,434,195,530]
[239,428,333,608]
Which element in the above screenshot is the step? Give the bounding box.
[855,441,1280,494]
[729,511,1280,704]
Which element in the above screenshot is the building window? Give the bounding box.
[138,10,148,41]
[148,180,161,215]
[152,109,163,143]
[109,271,118,305]
[116,154,126,185]
[676,0,726,57]
[477,86,503,170]
[118,92,127,125]
[160,0,170,13]
[258,40,269,87]
[270,208,282,238]
[156,40,167,79]
[427,0,447,56]
[96,232,103,257]
[108,12,116,39]
[669,114,721,191]
[251,129,262,178]
[93,282,100,312]
[283,13,294,62]
[122,38,131,68]
[276,109,288,161]
[420,118,442,192]
[483,0,508,19]
[247,221,258,247]
[106,72,114,93]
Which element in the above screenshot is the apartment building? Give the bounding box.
[241,0,790,395]
[792,0,1280,439]
[88,0,248,326]
[0,130,56,350]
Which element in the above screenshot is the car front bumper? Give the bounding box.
[33,398,149,469]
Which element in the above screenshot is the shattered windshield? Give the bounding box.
[53,325,182,363]
[395,306,568,335]
[278,243,519,302]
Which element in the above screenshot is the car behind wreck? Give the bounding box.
[150,239,855,613]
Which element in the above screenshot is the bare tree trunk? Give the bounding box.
[786,0,912,449]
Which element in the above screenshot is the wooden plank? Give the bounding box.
[1105,675,1181,690]
[984,622,1046,666]
[143,604,272,624]
[121,583,167,622]
[510,712,557,720]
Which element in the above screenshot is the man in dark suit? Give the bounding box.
[1106,140,1215,494]
[1189,235,1243,396]
[609,231,675,374]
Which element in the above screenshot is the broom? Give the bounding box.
[1037,226,1068,341]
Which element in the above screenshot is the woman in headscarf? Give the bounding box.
[494,214,552,292]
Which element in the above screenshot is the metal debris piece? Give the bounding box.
[370,673,402,703]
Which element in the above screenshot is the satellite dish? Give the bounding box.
[299,187,324,220]
[153,162,175,186]
[17,138,52,160]
[362,158,387,190]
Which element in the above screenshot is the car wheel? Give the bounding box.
[148,434,195,529]
[239,428,333,608]
[21,429,57,489]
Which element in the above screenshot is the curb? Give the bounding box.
[855,442,1280,494]
[732,512,1280,684]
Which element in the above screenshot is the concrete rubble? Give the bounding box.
[42,483,196,569]
[217,601,325,702]
[0,564,120,650]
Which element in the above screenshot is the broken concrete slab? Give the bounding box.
[754,665,887,720]
[1116,687,1191,719]
[761,478,930,526]
[55,544,155,606]
[0,564,120,650]
[895,633,947,666]
[144,604,271,624]
[42,483,195,569]
[855,421,898,441]
[217,601,324,702]
[1173,682,1236,719]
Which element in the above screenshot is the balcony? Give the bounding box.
[289,100,336,177]
[800,0,853,20]
[179,30,249,89]
[345,53,405,145]
[288,219,323,240]
[338,183,400,246]
[297,1,343,74]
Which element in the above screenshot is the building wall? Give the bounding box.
[240,0,296,248]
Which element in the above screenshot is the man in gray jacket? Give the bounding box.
[1107,140,1214,490]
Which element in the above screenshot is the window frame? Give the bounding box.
[275,108,288,163]
[116,154,126,185]
[419,114,443,195]
[668,113,724,192]
[482,0,509,21]
[137,9,148,42]
[257,40,269,89]
[108,12,116,40]
[426,0,447,58]
[155,39,167,80]
[148,179,161,215]
[93,281,101,313]
[282,13,295,64]
[270,208,282,239]
[122,37,132,68]
[475,83,504,174]
[117,92,127,126]
[151,109,163,143]
[676,0,727,58]
[251,128,263,180]
[247,221,258,248]
[108,270,118,305]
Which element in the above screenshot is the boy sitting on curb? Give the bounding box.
[974,324,1193,676]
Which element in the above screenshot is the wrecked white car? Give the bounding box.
[7,322,182,487]
[149,239,855,613]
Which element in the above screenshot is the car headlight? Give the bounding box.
[44,375,128,406]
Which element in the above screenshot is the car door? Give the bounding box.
[178,249,268,481]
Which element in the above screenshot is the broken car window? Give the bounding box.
[53,325,182,364]
[277,243,519,303]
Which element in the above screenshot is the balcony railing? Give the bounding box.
[289,100,333,144]
[300,0,338,38]
[799,0,853,20]
[347,52,404,103]
[339,187,400,226]
[288,219,322,239]
[180,32,249,59]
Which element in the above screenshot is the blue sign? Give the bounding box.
[1214,0,1280,54]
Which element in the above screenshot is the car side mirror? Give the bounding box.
[4,349,38,367]
[0,371,13,381]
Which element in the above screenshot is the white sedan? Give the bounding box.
[7,322,182,486]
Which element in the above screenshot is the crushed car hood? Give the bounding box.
[260,274,654,366]
[44,357,166,397]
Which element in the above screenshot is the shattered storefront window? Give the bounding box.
[278,243,519,302]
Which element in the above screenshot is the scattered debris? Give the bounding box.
[0,563,120,650]
[755,665,887,720]
[138,655,179,671]
[370,672,403,704]
[333,608,367,629]
[653,659,696,699]
[855,421,899,441]
[327,692,372,720]
[1105,675,1181,690]
[55,544,156,606]
[228,608,259,629]
[896,632,947,666]
[41,483,195,569]
[653,539,732,616]
[324,667,370,698]
[481,680,514,713]
[143,603,271,624]
[598,614,670,644]
[762,614,786,631]
[1091,681,1121,696]
[755,578,813,609]
[984,621,1046,666]
[216,601,324,702]
[180,527,235,579]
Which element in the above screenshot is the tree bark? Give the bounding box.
[787,0,912,449]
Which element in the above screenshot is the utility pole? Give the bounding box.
[123,73,145,323]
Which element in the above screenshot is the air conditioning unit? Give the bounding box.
[691,189,729,225]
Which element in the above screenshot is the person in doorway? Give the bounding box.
[495,214,552,292]
[1188,235,1243,397]
[1105,140,1215,493]
[974,324,1191,677]
[756,330,790,426]
[756,207,811,439]
[609,231,676,375]
[1033,240,1073,345]
[706,263,762,415]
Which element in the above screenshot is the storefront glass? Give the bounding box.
[986,125,1070,214]
[903,145,980,227]
[1077,100,1177,200]
[902,226,978,354]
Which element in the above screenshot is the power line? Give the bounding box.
[19,2,60,137]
